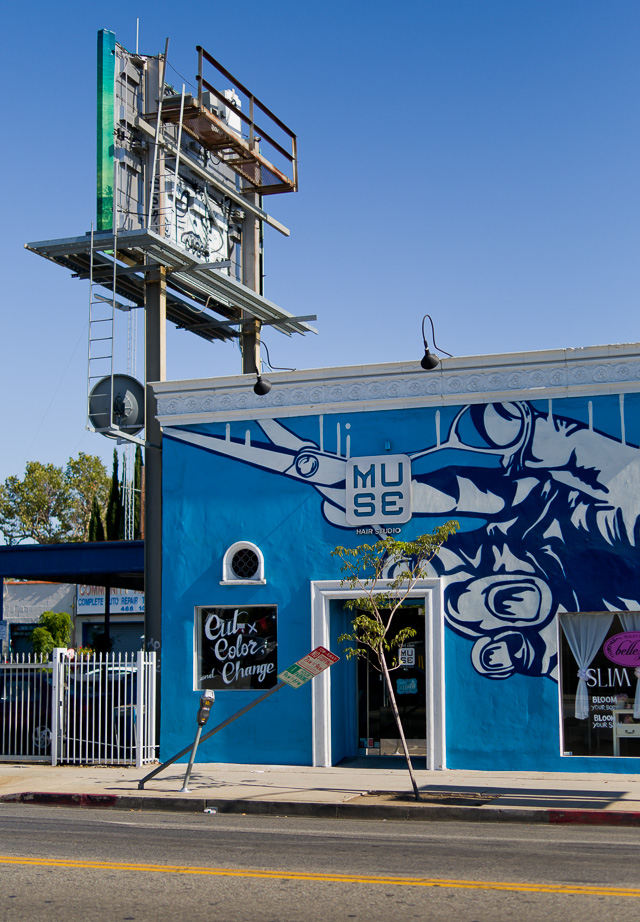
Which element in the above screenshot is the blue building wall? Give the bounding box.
[160,386,640,772]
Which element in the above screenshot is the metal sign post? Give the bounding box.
[180,690,215,792]
[138,646,339,790]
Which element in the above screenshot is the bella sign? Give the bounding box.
[345,454,412,526]
[603,632,640,666]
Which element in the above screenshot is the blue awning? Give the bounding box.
[0,541,144,590]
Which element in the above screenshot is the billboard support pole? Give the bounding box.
[144,266,166,689]
[241,144,262,376]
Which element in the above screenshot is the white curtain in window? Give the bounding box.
[561,613,614,720]
[617,612,640,718]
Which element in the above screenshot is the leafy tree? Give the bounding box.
[0,455,109,545]
[333,523,459,802]
[134,445,143,539]
[105,449,123,540]
[0,462,69,544]
[88,495,106,541]
[31,610,72,656]
[66,453,110,540]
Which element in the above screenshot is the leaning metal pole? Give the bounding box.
[179,725,204,793]
[138,682,285,789]
[180,690,215,792]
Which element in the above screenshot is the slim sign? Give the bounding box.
[345,455,412,526]
[197,605,278,690]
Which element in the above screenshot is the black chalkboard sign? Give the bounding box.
[196,605,278,690]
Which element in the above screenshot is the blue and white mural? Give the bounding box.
[164,395,640,688]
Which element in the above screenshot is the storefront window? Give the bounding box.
[195,605,278,690]
[560,612,640,757]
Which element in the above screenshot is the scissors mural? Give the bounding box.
[165,398,640,684]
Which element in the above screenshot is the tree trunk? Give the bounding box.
[379,651,421,802]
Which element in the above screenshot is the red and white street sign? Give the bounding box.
[296,646,340,676]
[279,646,340,688]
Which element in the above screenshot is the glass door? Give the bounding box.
[356,607,426,756]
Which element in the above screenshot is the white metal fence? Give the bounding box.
[0,648,156,766]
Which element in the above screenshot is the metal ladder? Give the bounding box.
[86,224,116,432]
[122,294,138,541]
[87,225,139,541]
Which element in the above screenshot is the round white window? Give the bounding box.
[222,542,265,583]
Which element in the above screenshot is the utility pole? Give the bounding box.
[144,266,166,658]
[241,147,262,375]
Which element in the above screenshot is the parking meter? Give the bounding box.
[181,690,216,792]
[197,690,215,726]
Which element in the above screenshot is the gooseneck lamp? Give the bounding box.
[252,337,273,395]
[421,348,440,370]
[420,314,452,370]
[254,374,272,395]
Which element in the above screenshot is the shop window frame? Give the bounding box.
[558,610,640,759]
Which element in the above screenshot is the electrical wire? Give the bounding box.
[167,62,197,93]
[24,322,88,460]
[261,339,294,372]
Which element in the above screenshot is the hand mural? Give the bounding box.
[165,397,640,685]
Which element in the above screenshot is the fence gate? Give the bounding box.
[0,649,156,767]
[0,654,52,760]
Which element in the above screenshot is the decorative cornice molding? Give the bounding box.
[153,345,640,425]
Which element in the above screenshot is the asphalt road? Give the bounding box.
[1,804,640,921]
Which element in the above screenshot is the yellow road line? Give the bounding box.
[1,855,639,897]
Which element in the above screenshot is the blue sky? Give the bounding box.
[1,0,639,485]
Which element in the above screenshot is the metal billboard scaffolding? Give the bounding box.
[25,228,315,345]
[25,29,315,695]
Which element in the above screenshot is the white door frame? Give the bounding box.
[310,578,446,770]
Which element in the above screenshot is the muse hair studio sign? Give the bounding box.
[345,455,411,526]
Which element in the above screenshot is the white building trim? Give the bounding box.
[153,343,640,426]
[309,578,446,770]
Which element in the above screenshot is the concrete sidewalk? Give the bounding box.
[2,759,640,825]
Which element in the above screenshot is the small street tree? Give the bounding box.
[333,522,459,802]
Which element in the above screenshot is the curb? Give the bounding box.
[3,792,640,826]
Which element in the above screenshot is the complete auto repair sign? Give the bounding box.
[76,585,145,614]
